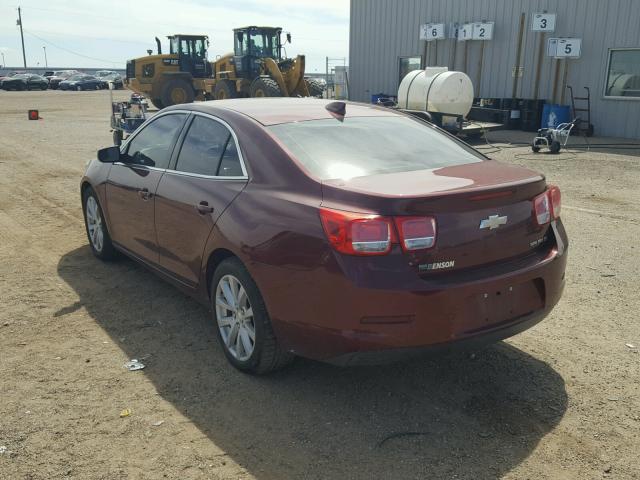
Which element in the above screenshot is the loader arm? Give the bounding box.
[264,58,289,96]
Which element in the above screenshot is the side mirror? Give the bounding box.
[97,146,121,163]
[286,33,292,44]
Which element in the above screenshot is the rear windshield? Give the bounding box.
[267,116,484,180]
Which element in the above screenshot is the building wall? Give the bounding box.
[349,0,640,138]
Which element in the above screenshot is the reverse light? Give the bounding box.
[394,216,436,251]
[319,208,393,255]
[533,186,562,226]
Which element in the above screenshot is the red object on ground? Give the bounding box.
[28,110,39,120]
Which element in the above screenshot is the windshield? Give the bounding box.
[95,71,112,77]
[268,116,484,180]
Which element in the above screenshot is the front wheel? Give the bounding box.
[250,77,282,98]
[211,258,293,374]
[83,187,118,260]
[305,78,325,97]
[549,140,561,154]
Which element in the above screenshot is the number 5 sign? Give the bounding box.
[420,23,445,41]
[548,38,582,58]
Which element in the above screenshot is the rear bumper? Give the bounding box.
[327,306,550,366]
[250,222,568,365]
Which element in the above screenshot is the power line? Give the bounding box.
[23,30,122,66]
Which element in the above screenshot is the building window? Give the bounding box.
[604,48,640,99]
[398,56,422,85]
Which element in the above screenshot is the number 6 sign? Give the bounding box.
[420,23,445,41]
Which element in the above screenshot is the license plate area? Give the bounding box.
[457,279,545,335]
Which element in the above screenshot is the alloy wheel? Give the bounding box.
[85,196,104,252]
[215,274,256,361]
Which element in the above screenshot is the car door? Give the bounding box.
[155,113,248,286]
[106,112,188,263]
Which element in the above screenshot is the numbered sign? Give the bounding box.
[448,23,460,39]
[458,23,474,41]
[532,13,556,32]
[420,23,445,41]
[472,22,494,40]
[548,38,582,58]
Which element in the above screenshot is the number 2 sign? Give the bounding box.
[472,22,494,40]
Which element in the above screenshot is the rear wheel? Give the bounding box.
[211,258,293,374]
[150,98,164,110]
[549,140,561,154]
[213,79,238,100]
[305,78,325,97]
[82,187,118,261]
[76,85,83,91]
[160,78,195,107]
[250,77,282,98]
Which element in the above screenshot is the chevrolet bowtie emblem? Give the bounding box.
[479,214,508,230]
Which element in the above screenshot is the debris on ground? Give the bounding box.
[626,343,636,349]
[0,446,8,454]
[152,420,164,427]
[124,359,145,371]
[119,409,132,418]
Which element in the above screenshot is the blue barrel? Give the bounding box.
[541,104,571,129]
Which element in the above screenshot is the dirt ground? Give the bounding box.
[0,90,639,480]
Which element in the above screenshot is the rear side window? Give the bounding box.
[175,116,243,177]
[125,113,186,169]
[268,116,484,180]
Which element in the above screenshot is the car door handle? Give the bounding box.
[196,201,214,214]
[137,188,151,200]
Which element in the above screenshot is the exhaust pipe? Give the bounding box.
[155,37,162,55]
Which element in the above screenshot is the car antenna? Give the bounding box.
[325,101,346,121]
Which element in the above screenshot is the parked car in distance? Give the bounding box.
[48,70,79,89]
[59,74,105,91]
[81,98,568,374]
[96,70,124,89]
[1,73,49,91]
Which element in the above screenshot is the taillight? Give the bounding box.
[319,208,393,255]
[394,216,436,251]
[548,185,561,219]
[320,209,437,255]
[533,186,561,226]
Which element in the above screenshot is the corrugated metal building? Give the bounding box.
[349,0,640,138]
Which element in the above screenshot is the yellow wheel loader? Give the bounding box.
[125,27,324,110]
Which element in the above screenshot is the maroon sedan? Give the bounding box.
[81,98,567,373]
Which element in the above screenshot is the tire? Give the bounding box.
[213,79,238,100]
[211,258,294,374]
[531,145,541,153]
[150,98,164,110]
[41,84,47,90]
[549,140,561,154]
[113,129,123,146]
[82,187,118,261]
[305,78,325,97]
[76,85,83,91]
[250,77,282,98]
[160,78,195,107]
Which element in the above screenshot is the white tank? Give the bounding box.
[397,67,474,117]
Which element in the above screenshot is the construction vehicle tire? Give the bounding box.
[305,78,325,97]
[160,78,195,106]
[250,77,282,97]
[214,80,238,100]
[150,98,165,110]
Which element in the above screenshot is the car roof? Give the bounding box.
[173,98,399,126]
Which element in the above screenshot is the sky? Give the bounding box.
[0,0,349,72]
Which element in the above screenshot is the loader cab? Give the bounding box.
[168,34,212,78]
[233,26,285,79]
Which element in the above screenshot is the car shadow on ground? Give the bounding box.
[57,246,568,479]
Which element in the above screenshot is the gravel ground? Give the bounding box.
[0,90,639,480]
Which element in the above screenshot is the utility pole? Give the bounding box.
[17,7,27,68]
[1,52,5,68]
[43,46,47,67]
